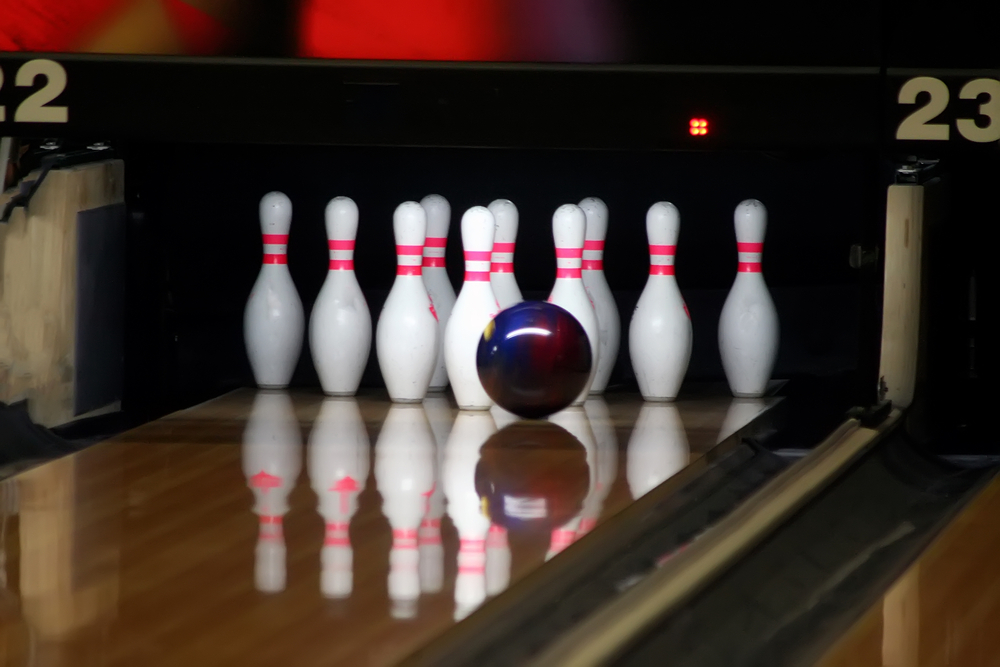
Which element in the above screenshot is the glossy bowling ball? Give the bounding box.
[475,421,589,532]
[476,301,592,419]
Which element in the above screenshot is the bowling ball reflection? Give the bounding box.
[476,301,592,419]
[475,422,589,532]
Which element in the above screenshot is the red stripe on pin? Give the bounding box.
[396,244,424,255]
[650,265,675,276]
[649,244,676,256]
[329,259,354,270]
[464,250,492,261]
[465,271,491,281]
[493,242,516,253]
[491,262,514,273]
[263,254,287,264]
[329,240,355,250]
[423,257,445,268]
[737,242,764,252]
[424,237,447,248]
[738,262,762,273]
[460,539,486,552]
[556,268,583,279]
[262,234,288,244]
[397,265,422,276]
[582,259,603,270]
[584,240,604,251]
[555,247,584,259]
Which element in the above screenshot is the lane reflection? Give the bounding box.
[579,398,618,538]
[627,403,690,500]
[375,404,435,620]
[307,397,369,599]
[421,396,452,595]
[546,407,596,559]
[242,391,303,594]
[717,398,769,444]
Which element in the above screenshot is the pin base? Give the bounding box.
[731,391,766,398]
[388,397,424,404]
[639,395,679,403]
[323,390,358,397]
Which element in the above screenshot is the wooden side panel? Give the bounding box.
[0,159,124,426]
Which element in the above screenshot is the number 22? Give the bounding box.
[0,59,69,124]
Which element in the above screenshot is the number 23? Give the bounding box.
[897,76,1000,143]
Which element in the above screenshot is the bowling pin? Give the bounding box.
[307,397,369,599]
[716,398,770,444]
[488,199,523,309]
[580,197,620,394]
[443,411,497,620]
[244,192,305,388]
[421,195,457,391]
[242,391,302,593]
[310,197,371,396]
[421,394,454,593]
[719,199,780,398]
[376,202,439,403]
[445,206,500,410]
[627,403,689,499]
[577,398,618,537]
[374,404,435,619]
[549,204,600,405]
[545,406,596,560]
[629,202,693,401]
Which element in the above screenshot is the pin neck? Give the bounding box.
[648,244,676,276]
[491,242,516,273]
[555,246,583,279]
[397,244,424,276]
[423,236,447,269]
[324,522,351,546]
[392,528,418,549]
[582,240,605,271]
[262,233,288,265]
[737,242,763,273]
[464,250,492,282]
[458,539,486,574]
[328,239,355,270]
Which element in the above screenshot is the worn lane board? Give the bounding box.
[0,388,764,666]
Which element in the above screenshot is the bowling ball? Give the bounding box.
[476,301,592,419]
[475,422,589,532]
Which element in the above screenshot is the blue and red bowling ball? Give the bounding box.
[476,301,592,419]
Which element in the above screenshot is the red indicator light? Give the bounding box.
[689,118,709,136]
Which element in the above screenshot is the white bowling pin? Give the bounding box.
[307,397,369,599]
[421,394,454,593]
[545,406,596,559]
[580,197,620,395]
[310,197,371,396]
[376,202,439,403]
[549,204,600,405]
[716,398,769,444]
[627,403,689,500]
[242,391,302,593]
[443,411,497,620]
[719,199,780,398]
[374,404,435,619]
[577,398,618,537]
[445,206,500,410]
[630,202,693,401]
[488,199,523,309]
[421,195,457,391]
[486,523,511,596]
[244,192,305,388]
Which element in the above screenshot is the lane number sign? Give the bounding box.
[0,59,69,124]
[897,76,1000,143]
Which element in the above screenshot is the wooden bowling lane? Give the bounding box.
[817,469,1000,667]
[0,388,774,666]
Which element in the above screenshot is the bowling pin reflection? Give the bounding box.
[242,391,302,594]
[577,399,619,538]
[485,524,511,597]
[307,398,370,599]
[375,404,435,620]
[546,406,596,560]
[443,411,497,621]
[627,404,689,500]
[716,398,769,444]
[490,404,521,430]
[421,396,453,594]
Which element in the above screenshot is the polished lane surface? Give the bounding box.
[817,469,1000,667]
[0,389,772,666]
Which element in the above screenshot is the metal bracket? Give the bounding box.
[1,146,116,224]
